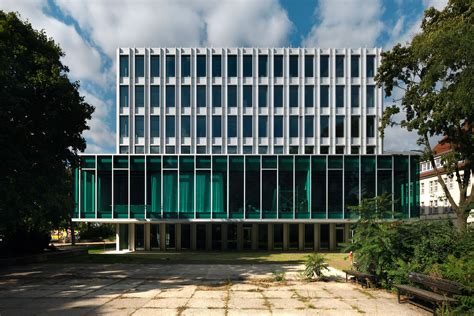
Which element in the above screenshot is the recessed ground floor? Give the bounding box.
[116,222,351,252]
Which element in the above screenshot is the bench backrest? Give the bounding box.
[409,272,462,296]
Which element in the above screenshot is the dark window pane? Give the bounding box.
[197,55,206,77]
[259,85,267,107]
[135,86,144,107]
[212,116,221,137]
[351,116,359,137]
[259,55,268,77]
[212,85,221,107]
[305,86,313,107]
[181,116,190,137]
[243,116,252,137]
[367,55,375,77]
[243,55,252,77]
[290,55,299,77]
[212,55,221,77]
[151,116,159,137]
[290,86,298,107]
[151,86,159,107]
[321,116,329,137]
[259,116,267,137]
[336,55,344,77]
[181,55,190,77]
[320,86,329,107]
[274,86,283,107]
[120,55,128,77]
[135,55,144,78]
[320,146,329,154]
[351,55,359,77]
[228,116,237,137]
[228,55,237,77]
[305,116,314,137]
[197,116,206,137]
[320,55,329,77]
[336,116,344,137]
[367,85,375,107]
[290,116,298,137]
[151,55,160,77]
[166,55,175,77]
[197,86,206,107]
[305,55,314,77]
[181,86,190,107]
[367,116,375,137]
[336,86,344,108]
[228,85,237,107]
[120,116,128,137]
[243,86,252,107]
[351,86,359,108]
[274,116,283,137]
[274,55,283,77]
[166,85,175,107]
[166,116,175,137]
[120,86,128,108]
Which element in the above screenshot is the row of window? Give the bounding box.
[420,177,454,194]
[120,54,376,79]
[120,85,376,108]
[120,115,376,140]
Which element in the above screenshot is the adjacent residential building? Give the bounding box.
[73,48,420,252]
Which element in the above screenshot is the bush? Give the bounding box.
[3,227,51,254]
[303,253,329,280]
[78,223,115,241]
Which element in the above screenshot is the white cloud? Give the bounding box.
[302,0,384,48]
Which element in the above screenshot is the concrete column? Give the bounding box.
[236,223,243,251]
[283,223,289,251]
[176,223,182,251]
[314,223,320,251]
[159,223,166,251]
[251,223,258,250]
[144,223,151,251]
[190,223,197,251]
[129,223,135,251]
[344,223,351,243]
[298,223,305,251]
[221,223,228,251]
[267,223,274,251]
[115,224,120,251]
[329,223,336,251]
[205,223,212,251]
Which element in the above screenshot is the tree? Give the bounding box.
[376,0,473,231]
[0,11,94,253]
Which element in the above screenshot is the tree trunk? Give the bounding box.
[70,218,75,246]
[455,208,468,233]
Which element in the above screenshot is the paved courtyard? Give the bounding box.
[0,263,428,315]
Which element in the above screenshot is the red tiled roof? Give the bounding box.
[432,142,451,155]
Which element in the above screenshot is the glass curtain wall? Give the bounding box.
[146,156,161,219]
[229,156,244,218]
[245,156,260,219]
[394,156,409,218]
[179,156,194,219]
[113,156,128,218]
[212,157,227,219]
[328,156,343,219]
[344,156,359,219]
[196,156,211,219]
[295,157,310,219]
[130,157,145,218]
[163,156,178,218]
[311,156,326,218]
[278,156,293,219]
[262,156,277,219]
[377,156,393,218]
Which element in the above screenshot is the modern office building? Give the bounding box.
[73,48,420,252]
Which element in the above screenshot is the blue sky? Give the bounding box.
[1,0,447,153]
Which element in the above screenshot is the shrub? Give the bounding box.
[78,223,115,241]
[303,253,329,280]
[272,271,286,282]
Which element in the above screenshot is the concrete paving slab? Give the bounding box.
[182,308,226,315]
[132,308,177,316]
[192,290,227,299]
[228,297,268,310]
[101,297,151,309]
[267,297,307,309]
[143,297,188,308]
[186,296,226,309]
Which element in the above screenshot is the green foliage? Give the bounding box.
[78,223,115,241]
[272,271,286,282]
[0,11,93,253]
[303,253,329,280]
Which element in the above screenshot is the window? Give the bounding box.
[367,55,375,77]
[151,116,160,137]
[367,85,375,107]
[228,55,237,77]
[243,55,252,77]
[290,116,299,137]
[305,116,314,137]
[212,55,221,77]
[274,116,283,137]
[259,146,268,154]
[336,55,344,77]
[135,55,144,77]
[120,116,128,137]
[290,55,298,77]
[305,146,314,154]
[336,86,344,108]
[181,86,190,107]
[274,146,283,154]
[320,146,329,154]
[151,86,159,108]
[120,55,128,77]
[289,86,298,107]
[351,116,360,137]
[243,146,252,154]
[274,86,283,107]
[181,146,190,154]
[320,86,329,107]
[181,55,191,77]
[320,116,329,137]
[243,86,252,107]
[166,85,175,107]
[274,55,283,77]
[259,55,268,77]
[320,55,329,77]
[150,55,160,77]
[336,146,344,154]
[166,146,175,154]
[197,86,206,107]
[351,55,359,77]
[259,116,268,137]
[421,183,425,194]
[212,146,221,154]
[351,146,359,154]
[181,116,190,137]
[366,116,375,137]
[197,116,206,137]
[305,86,313,107]
[119,86,128,108]
[243,116,252,137]
[366,146,375,154]
[228,85,237,107]
[212,85,221,107]
[228,146,237,154]
[351,86,359,107]
[166,116,175,137]
[228,116,237,137]
[197,55,206,77]
[305,55,314,77]
[259,85,268,107]
[212,116,221,137]
[166,55,175,77]
[290,146,298,154]
[134,86,144,108]
[336,116,344,137]
[150,146,160,153]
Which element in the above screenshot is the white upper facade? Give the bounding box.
[116,47,383,155]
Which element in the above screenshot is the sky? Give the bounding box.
[1,0,448,153]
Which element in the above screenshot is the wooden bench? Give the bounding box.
[342,269,376,288]
[395,272,462,315]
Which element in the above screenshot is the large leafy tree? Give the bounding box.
[0,11,94,252]
[376,0,473,231]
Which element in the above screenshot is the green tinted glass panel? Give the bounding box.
[262,170,277,218]
[81,170,95,218]
[278,156,293,218]
[410,156,420,217]
[114,156,128,168]
[98,157,112,171]
[179,171,194,217]
[196,171,211,218]
[328,170,343,218]
[130,157,145,218]
[361,156,376,199]
[344,156,359,219]
[114,170,128,218]
[245,156,260,219]
[163,171,178,218]
[81,156,95,168]
[146,157,161,219]
[213,156,227,171]
[377,156,392,169]
[229,156,244,218]
[163,156,178,169]
[295,157,310,218]
[97,159,112,219]
[311,157,326,218]
[180,156,194,171]
[262,156,277,168]
[394,156,409,219]
[328,156,343,169]
[74,168,79,218]
[212,156,227,218]
[377,168,392,219]
[196,156,211,169]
